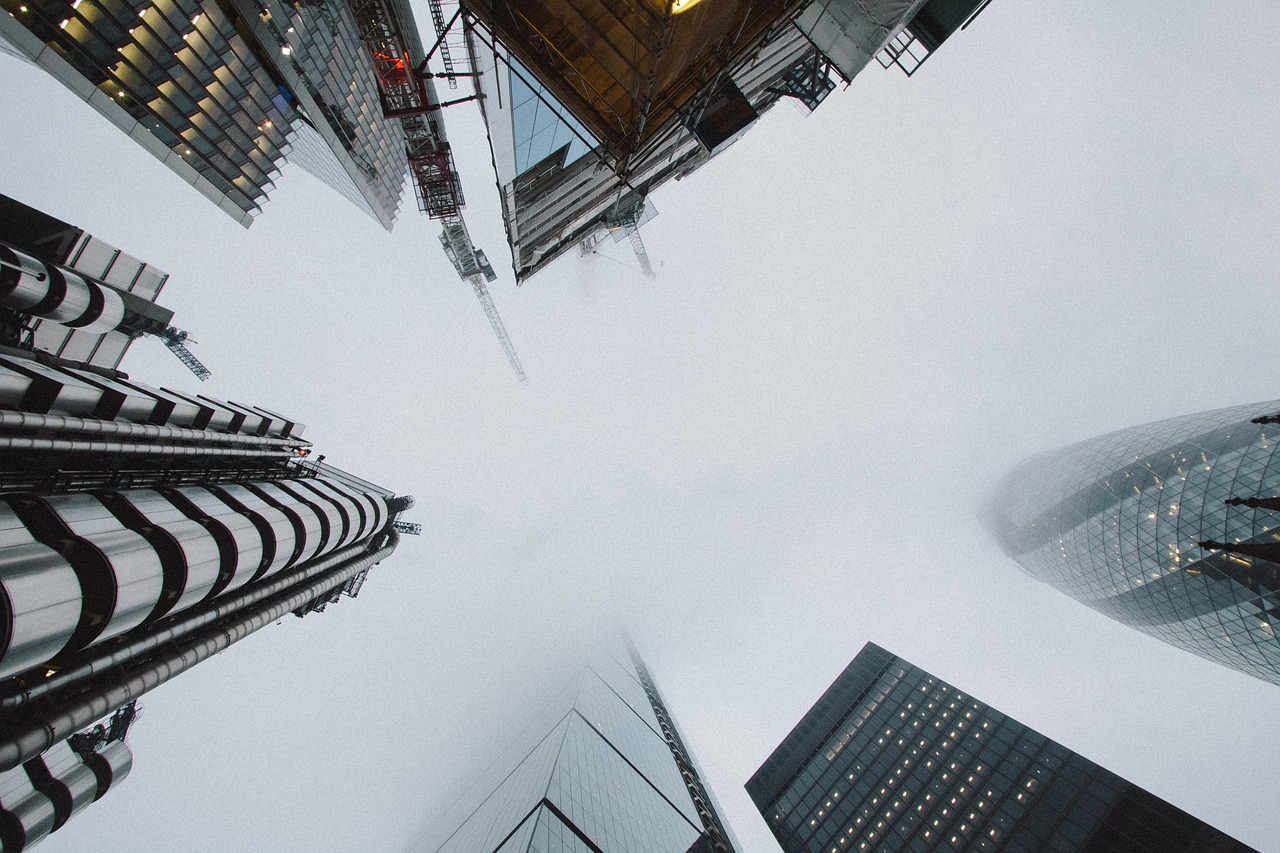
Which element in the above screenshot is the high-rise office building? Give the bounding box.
[0,196,415,850]
[453,0,990,282]
[986,400,1280,686]
[747,643,1254,853]
[414,638,739,853]
[0,0,420,227]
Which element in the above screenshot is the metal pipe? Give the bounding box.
[0,538,373,710]
[0,532,398,771]
[0,411,310,448]
[0,436,295,458]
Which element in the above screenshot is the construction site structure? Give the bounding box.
[347,0,527,382]
[448,0,993,284]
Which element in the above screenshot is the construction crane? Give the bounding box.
[348,0,527,382]
[440,217,528,384]
[599,194,656,278]
[156,327,211,381]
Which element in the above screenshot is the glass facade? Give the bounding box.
[747,643,1255,853]
[0,0,407,227]
[416,641,738,853]
[508,58,595,179]
[987,400,1280,685]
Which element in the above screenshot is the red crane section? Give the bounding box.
[348,0,464,218]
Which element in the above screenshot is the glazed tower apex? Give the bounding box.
[987,400,1280,686]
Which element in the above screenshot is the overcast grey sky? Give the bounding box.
[3,1,1279,852]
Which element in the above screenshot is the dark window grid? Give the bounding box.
[58,29,277,201]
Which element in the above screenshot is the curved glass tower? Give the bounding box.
[987,400,1280,685]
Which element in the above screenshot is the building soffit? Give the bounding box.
[462,0,807,162]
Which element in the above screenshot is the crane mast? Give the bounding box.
[351,0,527,382]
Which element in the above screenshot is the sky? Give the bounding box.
[2,1,1279,852]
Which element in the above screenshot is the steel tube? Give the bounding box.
[0,436,294,458]
[0,411,310,448]
[0,533,397,771]
[0,539,373,710]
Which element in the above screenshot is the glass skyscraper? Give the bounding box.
[747,643,1254,853]
[986,400,1280,685]
[414,639,738,853]
[0,0,411,227]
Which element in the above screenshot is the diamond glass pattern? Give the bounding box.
[989,400,1280,685]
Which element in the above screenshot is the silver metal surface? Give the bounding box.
[25,740,98,829]
[297,480,362,548]
[0,503,82,681]
[39,493,164,646]
[273,480,344,551]
[0,765,55,851]
[0,532,399,771]
[0,539,372,711]
[0,435,295,459]
[0,410,309,448]
[0,357,104,417]
[246,483,325,566]
[82,739,132,800]
[167,487,264,595]
[208,485,296,579]
[112,490,222,615]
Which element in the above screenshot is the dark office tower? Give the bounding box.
[986,401,1280,687]
[453,0,989,282]
[0,201,415,851]
[747,643,1254,853]
[0,0,417,228]
[414,639,739,853]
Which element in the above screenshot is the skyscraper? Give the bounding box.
[747,643,1254,853]
[0,0,418,227]
[453,0,990,282]
[414,638,739,853]
[986,400,1280,686]
[0,196,415,850]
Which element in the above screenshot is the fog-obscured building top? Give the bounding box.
[414,638,739,853]
[458,0,989,282]
[0,0,415,227]
[747,642,1255,853]
[987,400,1280,687]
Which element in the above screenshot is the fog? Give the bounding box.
[2,2,1278,852]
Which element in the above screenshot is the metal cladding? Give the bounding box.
[22,742,97,831]
[9,492,166,658]
[0,765,55,852]
[0,478,390,683]
[0,505,81,687]
[0,357,307,444]
[0,244,127,337]
[80,740,132,801]
[0,726,133,850]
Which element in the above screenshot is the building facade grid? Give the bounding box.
[747,644,1253,853]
